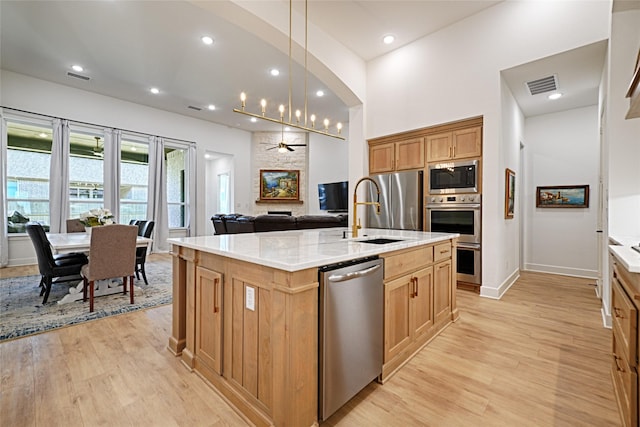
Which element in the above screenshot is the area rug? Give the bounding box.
[0,260,172,341]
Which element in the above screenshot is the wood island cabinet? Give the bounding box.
[369,137,425,174]
[426,126,482,162]
[381,239,458,382]
[195,266,223,375]
[610,253,640,427]
[168,236,457,426]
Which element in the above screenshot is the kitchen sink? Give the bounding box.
[358,238,404,245]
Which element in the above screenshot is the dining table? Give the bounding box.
[47,232,153,304]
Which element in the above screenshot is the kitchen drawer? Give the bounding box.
[612,331,638,427]
[383,246,433,280]
[612,274,638,364]
[434,242,452,263]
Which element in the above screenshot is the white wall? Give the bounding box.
[607,9,640,238]
[307,131,349,215]
[499,77,526,293]
[524,106,600,278]
[365,0,610,297]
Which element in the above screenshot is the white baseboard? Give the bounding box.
[480,269,520,300]
[524,263,598,280]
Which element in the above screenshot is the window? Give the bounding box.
[166,144,188,228]
[6,121,52,232]
[120,136,149,224]
[68,128,104,218]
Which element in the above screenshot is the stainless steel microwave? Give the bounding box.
[428,159,479,194]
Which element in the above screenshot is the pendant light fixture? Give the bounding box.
[233,0,345,140]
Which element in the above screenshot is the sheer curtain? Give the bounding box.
[0,110,8,267]
[103,128,121,221]
[186,144,197,236]
[49,119,70,233]
[148,135,169,252]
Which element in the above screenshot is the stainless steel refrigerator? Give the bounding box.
[367,170,423,230]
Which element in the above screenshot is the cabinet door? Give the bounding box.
[412,267,434,338]
[384,276,412,362]
[426,132,452,162]
[395,137,425,170]
[369,142,395,173]
[195,266,223,374]
[433,260,452,326]
[452,127,482,159]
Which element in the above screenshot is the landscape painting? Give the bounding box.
[260,169,300,201]
[536,185,589,208]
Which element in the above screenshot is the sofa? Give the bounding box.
[211,213,348,235]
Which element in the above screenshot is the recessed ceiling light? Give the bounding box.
[383,34,395,45]
[284,127,291,131]
[270,68,280,76]
[201,36,214,45]
[316,90,324,97]
[71,65,84,72]
[150,87,160,94]
[208,104,216,111]
[204,153,212,160]
[250,117,257,123]
[548,93,562,100]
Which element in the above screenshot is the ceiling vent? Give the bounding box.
[66,72,90,81]
[526,75,558,95]
[187,105,202,111]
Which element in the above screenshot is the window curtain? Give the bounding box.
[103,128,121,222]
[0,110,9,267]
[148,135,169,252]
[186,144,197,236]
[49,119,70,233]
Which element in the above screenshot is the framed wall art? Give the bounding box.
[505,168,515,219]
[535,185,589,208]
[259,169,300,201]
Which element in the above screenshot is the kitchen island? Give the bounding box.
[167,228,459,427]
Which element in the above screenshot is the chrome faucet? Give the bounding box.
[352,177,381,238]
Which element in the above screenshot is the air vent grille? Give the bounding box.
[526,75,558,95]
[67,72,90,81]
[188,105,202,111]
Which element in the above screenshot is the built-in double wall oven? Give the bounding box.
[426,193,482,286]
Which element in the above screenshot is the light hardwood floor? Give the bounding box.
[0,269,620,426]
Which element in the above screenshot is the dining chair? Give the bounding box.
[25,222,88,304]
[66,218,86,233]
[81,224,138,312]
[134,220,155,285]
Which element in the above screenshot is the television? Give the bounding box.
[318,181,348,212]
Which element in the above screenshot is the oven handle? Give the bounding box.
[457,243,481,250]
[426,203,481,209]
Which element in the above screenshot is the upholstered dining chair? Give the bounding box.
[25,222,88,304]
[81,224,138,312]
[66,218,86,233]
[133,220,154,285]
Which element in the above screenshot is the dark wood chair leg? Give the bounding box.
[140,263,149,285]
[130,275,134,304]
[89,279,94,312]
[42,277,53,304]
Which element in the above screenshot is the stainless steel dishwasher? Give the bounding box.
[318,256,384,421]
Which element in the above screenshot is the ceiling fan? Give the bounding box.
[266,126,307,152]
[267,141,307,152]
[92,136,104,157]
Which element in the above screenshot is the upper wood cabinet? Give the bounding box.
[426,126,482,162]
[369,137,424,174]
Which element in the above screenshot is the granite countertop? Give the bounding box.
[167,228,459,272]
[609,234,640,273]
